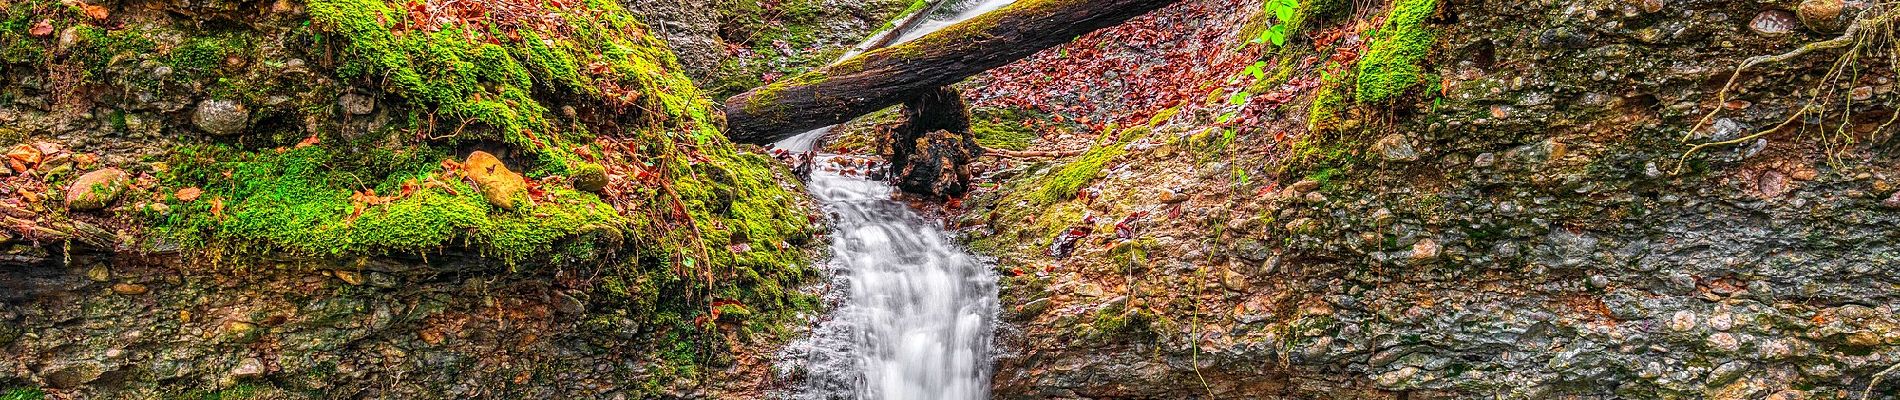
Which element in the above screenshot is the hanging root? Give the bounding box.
[1674,5,1900,174]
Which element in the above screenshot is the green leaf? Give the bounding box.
[1267,25,1287,46]
[1228,91,1251,105]
[1275,4,1295,24]
[1245,61,1267,80]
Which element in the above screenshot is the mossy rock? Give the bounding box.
[65,168,128,211]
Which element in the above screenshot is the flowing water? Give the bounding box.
[775,1,1018,398]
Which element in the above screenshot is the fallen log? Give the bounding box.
[721,0,1184,144]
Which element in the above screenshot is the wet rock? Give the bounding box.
[1796,0,1846,32]
[111,283,147,295]
[192,99,249,135]
[339,92,376,115]
[1640,0,1664,13]
[1472,152,1496,168]
[1289,179,1320,194]
[65,168,130,211]
[1410,238,1441,262]
[1373,134,1419,162]
[1670,310,1698,332]
[43,361,103,388]
[464,151,527,210]
[231,357,265,379]
[1750,10,1799,35]
[1159,188,1188,203]
[1233,238,1270,262]
[334,270,364,285]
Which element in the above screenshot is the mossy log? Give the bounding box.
[721,0,1184,144]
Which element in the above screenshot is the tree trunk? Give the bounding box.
[882,87,981,198]
[721,0,1184,144]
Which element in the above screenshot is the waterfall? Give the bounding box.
[774,2,1019,399]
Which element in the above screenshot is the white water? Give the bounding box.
[775,2,1017,398]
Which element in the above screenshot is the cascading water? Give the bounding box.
[774,1,1017,399]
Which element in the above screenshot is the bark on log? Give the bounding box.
[722,0,1184,144]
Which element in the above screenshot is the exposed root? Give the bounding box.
[1675,5,1900,174]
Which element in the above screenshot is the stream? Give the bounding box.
[775,1,1016,399]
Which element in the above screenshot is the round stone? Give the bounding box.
[192,99,249,135]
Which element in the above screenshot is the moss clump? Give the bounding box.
[0,1,61,65]
[155,145,619,262]
[1034,126,1150,204]
[1037,142,1123,204]
[1307,71,1352,132]
[1354,0,1438,103]
[0,388,43,400]
[971,107,1041,150]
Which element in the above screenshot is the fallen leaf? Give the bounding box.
[295,135,320,148]
[175,187,202,202]
[28,19,52,37]
[1047,214,1097,259]
[209,197,225,218]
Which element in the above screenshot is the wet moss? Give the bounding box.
[154,145,618,262]
[971,107,1041,150]
[1037,140,1125,204]
[0,388,43,400]
[1354,0,1438,103]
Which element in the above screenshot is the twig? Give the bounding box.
[1864,360,1900,400]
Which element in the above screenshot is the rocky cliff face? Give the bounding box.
[961,0,1900,398]
[0,0,826,398]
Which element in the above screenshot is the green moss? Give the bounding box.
[971,107,1041,151]
[1037,141,1124,204]
[70,25,158,79]
[165,35,248,82]
[0,388,43,400]
[1354,0,1438,103]
[156,146,616,262]
[0,1,61,65]
[1308,70,1351,132]
[175,383,262,400]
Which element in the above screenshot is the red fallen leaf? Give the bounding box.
[28,19,52,37]
[209,197,225,218]
[175,187,202,202]
[1113,211,1149,240]
[75,2,109,20]
[1047,214,1097,259]
[295,135,320,148]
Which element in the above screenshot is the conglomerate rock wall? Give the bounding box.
[962,0,1900,398]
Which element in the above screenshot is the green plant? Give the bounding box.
[1253,0,1300,46]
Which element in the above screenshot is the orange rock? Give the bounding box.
[464,151,527,210]
[111,283,147,295]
